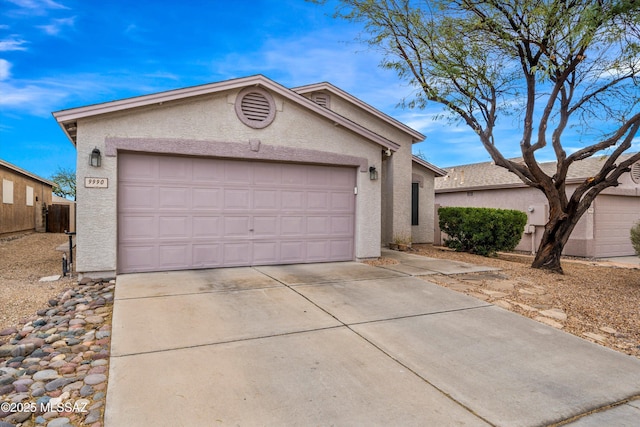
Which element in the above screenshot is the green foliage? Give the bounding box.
[50,167,76,200]
[631,221,640,257]
[438,207,527,256]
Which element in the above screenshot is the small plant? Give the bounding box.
[631,221,640,257]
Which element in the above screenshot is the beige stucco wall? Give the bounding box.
[411,164,437,243]
[75,87,395,276]
[326,93,416,246]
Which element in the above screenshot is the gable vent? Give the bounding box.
[631,162,640,184]
[235,87,276,129]
[312,93,330,108]
[241,92,271,121]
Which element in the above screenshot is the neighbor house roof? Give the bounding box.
[412,156,447,177]
[436,154,638,193]
[0,159,54,187]
[53,75,421,152]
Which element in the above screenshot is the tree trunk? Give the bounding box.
[531,215,580,274]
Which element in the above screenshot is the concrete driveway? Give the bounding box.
[106,252,640,426]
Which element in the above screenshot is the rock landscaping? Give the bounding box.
[0,280,113,427]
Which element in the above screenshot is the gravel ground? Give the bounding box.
[410,244,640,359]
[0,233,75,331]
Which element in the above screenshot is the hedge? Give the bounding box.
[438,207,528,256]
[631,221,640,257]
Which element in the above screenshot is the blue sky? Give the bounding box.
[1,0,637,181]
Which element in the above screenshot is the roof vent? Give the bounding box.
[235,87,276,129]
[631,162,640,184]
[311,93,330,108]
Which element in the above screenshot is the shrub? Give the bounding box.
[438,207,528,256]
[631,221,640,257]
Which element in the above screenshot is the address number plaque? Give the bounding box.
[84,177,108,188]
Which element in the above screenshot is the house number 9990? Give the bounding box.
[84,177,108,188]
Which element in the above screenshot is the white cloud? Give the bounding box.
[0,37,28,51]
[37,16,75,35]
[0,60,11,80]
[7,0,68,11]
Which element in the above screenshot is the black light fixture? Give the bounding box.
[90,147,102,167]
[369,166,378,180]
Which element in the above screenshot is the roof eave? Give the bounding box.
[52,75,401,151]
[412,156,447,177]
[293,82,426,143]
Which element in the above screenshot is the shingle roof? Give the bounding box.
[435,153,638,191]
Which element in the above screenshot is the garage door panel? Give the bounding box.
[307,192,328,210]
[119,245,157,272]
[119,215,157,240]
[331,216,354,234]
[253,216,279,236]
[223,242,252,265]
[224,189,250,209]
[120,185,156,209]
[193,244,222,267]
[331,192,354,211]
[307,241,330,261]
[192,188,222,209]
[119,154,355,273]
[307,216,329,235]
[281,216,304,235]
[253,190,278,210]
[119,155,156,180]
[253,241,279,264]
[192,216,221,237]
[281,191,305,210]
[158,157,190,181]
[158,244,191,268]
[225,163,252,183]
[159,187,190,209]
[224,217,251,237]
[158,216,190,238]
[280,241,305,263]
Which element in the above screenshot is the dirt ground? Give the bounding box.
[410,244,640,359]
[0,232,75,330]
[1,233,639,359]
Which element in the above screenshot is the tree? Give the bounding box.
[323,0,640,273]
[50,167,76,200]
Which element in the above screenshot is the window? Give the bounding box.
[2,179,13,204]
[235,87,276,129]
[411,182,419,225]
[26,186,34,206]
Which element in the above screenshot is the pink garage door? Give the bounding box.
[118,153,356,273]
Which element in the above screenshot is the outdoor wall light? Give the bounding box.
[89,147,102,167]
[369,166,378,180]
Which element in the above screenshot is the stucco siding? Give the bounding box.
[411,164,437,243]
[74,87,386,275]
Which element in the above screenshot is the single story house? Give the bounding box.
[435,155,640,258]
[53,75,444,278]
[0,159,53,235]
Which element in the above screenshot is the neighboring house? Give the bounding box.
[0,159,53,235]
[53,75,444,278]
[435,155,640,258]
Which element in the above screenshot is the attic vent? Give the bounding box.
[311,93,330,108]
[631,162,640,184]
[235,87,276,129]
